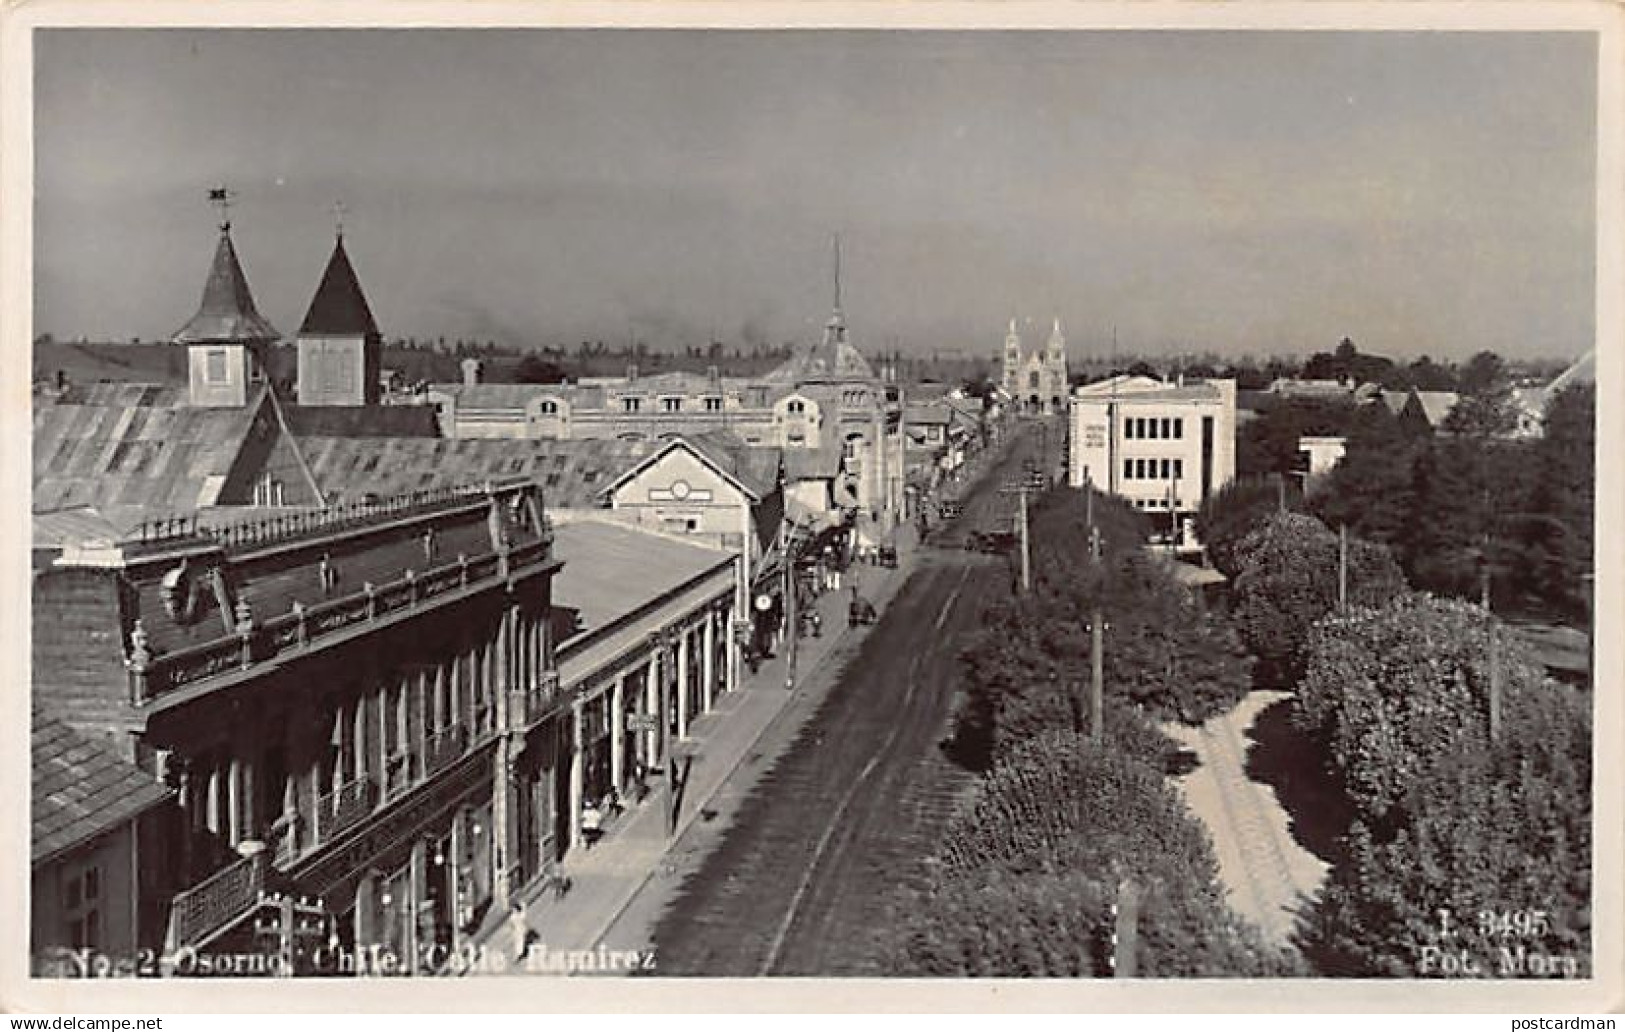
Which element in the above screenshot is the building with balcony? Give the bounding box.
[1067,374,1238,516]
[33,480,563,973]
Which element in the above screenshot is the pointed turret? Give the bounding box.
[299,233,379,338]
[174,226,280,346]
[297,225,383,407]
[177,207,279,407]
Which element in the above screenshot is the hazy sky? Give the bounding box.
[34,29,1597,361]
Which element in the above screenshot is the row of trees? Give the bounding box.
[1198,502,1592,976]
[883,485,1287,975]
[1218,353,1594,623]
[884,726,1300,976]
[949,486,1253,770]
[1293,596,1593,976]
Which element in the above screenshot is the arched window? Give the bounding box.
[1028,371,1040,389]
[787,399,806,415]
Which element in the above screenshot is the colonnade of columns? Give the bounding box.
[564,600,734,852]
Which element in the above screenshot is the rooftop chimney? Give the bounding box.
[461,357,482,386]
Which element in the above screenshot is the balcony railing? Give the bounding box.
[129,546,547,705]
[165,855,264,951]
[314,777,376,843]
[508,671,560,731]
[424,723,468,779]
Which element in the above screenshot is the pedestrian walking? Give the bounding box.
[581,799,604,848]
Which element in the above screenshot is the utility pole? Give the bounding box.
[1488,619,1502,745]
[1089,525,1105,743]
[997,478,1034,594]
[1019,487,1031,594]
[1338,522,1348,609]
[1110,878,1139,978]
[784,523,798,692]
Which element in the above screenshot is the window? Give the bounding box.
[1123,458,1134,480]
[703,397,723,412]
[62,863,102,949]
[253,474,285,507]
[661,397,682,413]
[787,399,806,415]
[623,397,641,413]
[788,433,806,445]
[1174,458,1184,480]
[204,348,230,385]
[538,400,559,415]
[1147,418,1160,440]
[1124,418,1135,440]
[1160,417,1172,438]
[1173,418,1184,440]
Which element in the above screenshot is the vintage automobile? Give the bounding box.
[848,595,878,626]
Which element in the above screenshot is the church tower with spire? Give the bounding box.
[296,215,382,407]
[175,190,280,407]
[999,317,1070,414]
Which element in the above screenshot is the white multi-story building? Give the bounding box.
[1067,375,1237,515]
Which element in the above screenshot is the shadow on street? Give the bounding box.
[1243,694,1352,868]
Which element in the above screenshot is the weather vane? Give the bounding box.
[208,186,235,231]
[332,199,347,238]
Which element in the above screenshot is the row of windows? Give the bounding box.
[1132,498,1182,511]
[612,396,734,414]
[1124,416,1184,440]
[1123,457,1185,481]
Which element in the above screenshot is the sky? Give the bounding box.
[32,29,1599,362]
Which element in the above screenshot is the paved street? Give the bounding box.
[600,426,1040,976]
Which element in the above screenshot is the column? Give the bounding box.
[567,697,585,851]
[408,839,427,975]
[206,761,224,837]
[701,610,717,713]
[610,674,626,792]
[491,734,513,909]
[353,697,369,784]
[447,809,465,950]
[724,602,740,695]
[226,753,243,845]
[355,871,378,954]
[644,655,661,768]
[676,628,691,740]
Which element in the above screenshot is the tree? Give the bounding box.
[1237,397,1357,477]
[887,729,1300,977]
[1294,595,1592,976]
[1230,513,1406,688]
[1444,350,1519,438]
[1517,384,1594,620]
[1198,477,1290,577]
[1308,403,1424,547]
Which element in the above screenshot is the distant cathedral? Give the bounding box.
[1001,318,1069,414]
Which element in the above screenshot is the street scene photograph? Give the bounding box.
[12,17,1616,1005]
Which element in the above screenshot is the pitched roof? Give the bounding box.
[33,710,171,864]
[32,508,123,550]
[298,235,380,337]
[681,431,783,498]
[296,435,657,509]
[1547,350,1595,396]
[32,393,266,528]
[174,229,280,345]
[551,520,733,644]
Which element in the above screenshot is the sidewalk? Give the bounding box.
[473,525,922,975]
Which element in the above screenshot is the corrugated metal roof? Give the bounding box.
[33,709,171,863]
[32,396,262,519]
[552,520,733,642]
[298,235,379,337]
[173,229,280,344]
[299,435,656,509]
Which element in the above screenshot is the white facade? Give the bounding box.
[1068,375,1237,515]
